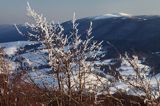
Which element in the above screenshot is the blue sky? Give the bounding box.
[0,0,160,24]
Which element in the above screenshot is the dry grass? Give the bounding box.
[0,77,159,106]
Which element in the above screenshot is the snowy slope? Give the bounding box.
[0,41,158,97]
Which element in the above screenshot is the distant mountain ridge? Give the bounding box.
[1,14,160,53]
[0,24,27,43]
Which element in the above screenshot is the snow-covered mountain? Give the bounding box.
[61,14,160,73]
[1,14,160,73]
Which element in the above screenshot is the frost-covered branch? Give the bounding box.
[25,3,107,100]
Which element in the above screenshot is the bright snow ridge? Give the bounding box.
[92,13,132,20]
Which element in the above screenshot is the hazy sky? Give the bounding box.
[0,0,160,24]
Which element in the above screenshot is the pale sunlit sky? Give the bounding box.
[0,0,160,24]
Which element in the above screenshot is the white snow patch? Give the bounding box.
[118,12,131,17]
[70,73,108,92]
[93,14,120,20]
[4,47,17,56]
[26,71,57,88]
[0,41,36,56]
[93,13,132,20]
